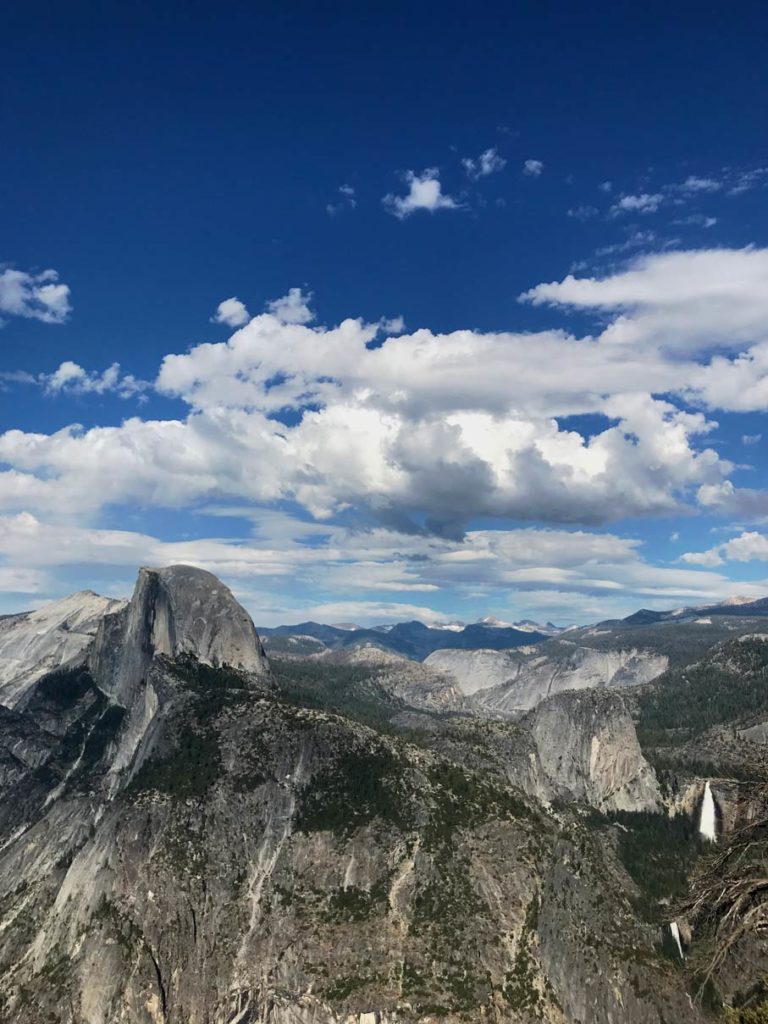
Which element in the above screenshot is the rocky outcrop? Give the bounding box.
[424,647,524,696]
[0,565,271,715]
[0,591,125,709]
[458,643,669,713]
[523,689,663,812]
[90,564,271,707]
[400,691,664,814]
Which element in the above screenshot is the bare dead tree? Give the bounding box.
[681,761,768,995]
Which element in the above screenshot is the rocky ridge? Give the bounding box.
[426,643,669,712]
[0,591,126,709]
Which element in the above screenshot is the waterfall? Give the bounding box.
[670,921,684,959]
[699,781,717,842]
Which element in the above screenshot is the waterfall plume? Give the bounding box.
[699,781,717,843]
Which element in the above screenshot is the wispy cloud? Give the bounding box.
[326,183,357,215]
[522,159,544,177]
[599,165,766,217]
[673,213,717,228]
[610,192,664,215]
[462,147,506,180]
[1,511,760,622]
[0,267,71,326]
[42,361,149,399]
[567,205,598,221]
[594,229,658,256]
[727,167,768,195]
[673,175,721,194]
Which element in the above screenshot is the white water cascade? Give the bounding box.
[669,921,685,960]
[699,781,717,842]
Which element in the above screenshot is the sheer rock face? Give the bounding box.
[450,644,670,713]
[90,564,271,707]
[424,647,522,696]
[523,689,663,813]
[399,686,663,814]
[0,591,126,709]
[424,645,668,813]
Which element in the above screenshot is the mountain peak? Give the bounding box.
[0,590,126,708]
[91,564,271,705]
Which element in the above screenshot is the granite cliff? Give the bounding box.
[0,591,126,709]
[426,643,669,713]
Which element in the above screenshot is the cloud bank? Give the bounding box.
[3,246,768,618]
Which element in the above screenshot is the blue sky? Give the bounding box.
[3,1,768,625]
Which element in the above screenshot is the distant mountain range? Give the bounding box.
[260,596,768,662]
[258,618,551,660]
[606,595,768,627]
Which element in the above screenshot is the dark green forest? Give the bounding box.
[636,638,768,748]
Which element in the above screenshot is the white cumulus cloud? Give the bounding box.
[0,267,71,325]
[379,315,405,335]
[212,297,251,327]
[383,169,459,219]
[522,246,768,359]
[4,247,768,559]
[42,361,148,398]
[9,244,768,613]
[266,287,314,324]
[682,531,768,567]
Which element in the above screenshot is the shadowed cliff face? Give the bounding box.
[0,569,705,1024]
[90,565,272,708]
